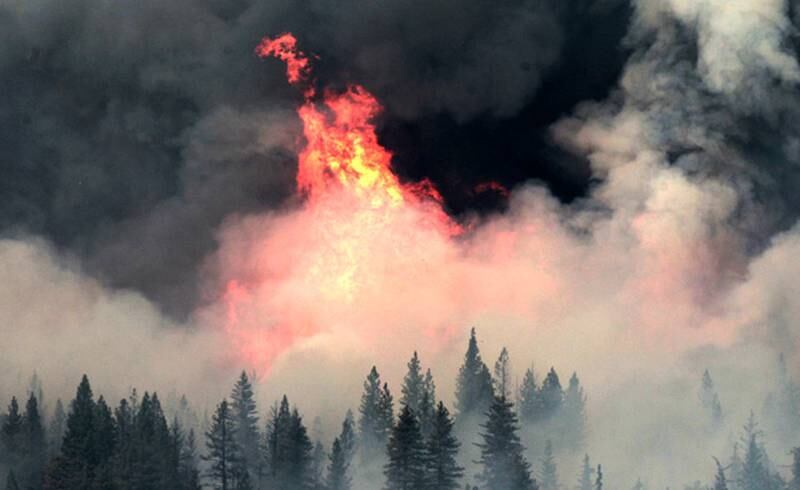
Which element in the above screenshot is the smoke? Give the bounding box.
[2,0,800,488]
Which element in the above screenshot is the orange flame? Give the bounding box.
[221,33,460,370]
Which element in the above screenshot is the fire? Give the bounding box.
[221,33,460,369]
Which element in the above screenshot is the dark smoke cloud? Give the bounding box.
[0,0,627,315]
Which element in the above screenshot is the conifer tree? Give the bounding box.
[402,352,425,414]
[48,399,66,455]
[2,397,22,454]
[424,402,463,490]
[738,412,780,490]
[714,458,729,490]
[477,395,537,490]
[311,440,326,487]
[46,375,97,489]
[327,438,351,490]
[455,329,494,419]
[339,410,356,466]
[562,373,587,451]
[791,448,800,490]
[519,368,541,424]
[577,455,593,490]
[231,370,261,482]
[287,407,315,489]
[21,394,46,489]
[418,370,437,438]
[594,465,602,490]
[700,370,724,428]
[494,348,512,400]
[539,440,559,490]
[540,368,563,420]
[359,367,392,458]
[180,428,202,490]
[729,443,743,490]
[263,396,314,489]
[204,400,240,490]
[385,405,426,490]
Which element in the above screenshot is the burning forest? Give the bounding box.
[3,0,800,489]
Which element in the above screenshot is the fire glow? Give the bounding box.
[222,33,461,369]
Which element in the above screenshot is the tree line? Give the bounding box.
[1,328,794,490]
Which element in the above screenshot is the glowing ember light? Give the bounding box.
[221,33,462,370]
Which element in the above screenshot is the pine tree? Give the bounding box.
[541,368,563,420]
[327,438,351,490]
[359,367,392,459]
[631,479,644,490]
[477,396,537,490]
[287,407,315,489]
[519,368,541,424]
[455,329,494,419]
[714,458,729,490]
[231,371,261,482]
[205,400,240,490]
[700,370,715,409]
[339,410,356,466]
[380,383,395,440]
[28,373,44,416]
[21,394,46,489]
[311,440,326,487]
[418,370,437,438]
[46,375,97,489]
[402,352,425,414]
[2,397,23,453]
[700,370,724,428]
[562,373,586,451]
[180,428,202,490]
[729,443,743,490]
[263,396,314,489]
[539,440,559,490]
[577,455,593,490]
[385,405,426,490]
[327,410,356,488]
[494,348,512,400]
[48,399,66,455]
[741,432,765,490]
[791,448,800,490]
[424,402,463,490]
[594,465,602,490]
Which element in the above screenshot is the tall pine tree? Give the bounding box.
[424,402,463,490]
[359,367,393,460]
[519,368,541,424]
[477,396,537,490]
[204,400,242,490]
[539,440,559,490]
[540,368,563,421]
[401,352,425,414]
[385,405,426,490]
[577,454,593,490]
[455,329,494,420]
[231,371,261,483]
[494,348,512,401]
[562,373,586,451]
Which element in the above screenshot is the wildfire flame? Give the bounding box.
[221,33,461,369]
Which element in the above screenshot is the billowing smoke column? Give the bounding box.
[222,33,460,369]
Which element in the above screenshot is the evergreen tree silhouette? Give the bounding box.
[477,395,538,490]
[385,405,426,490]
[423,402,463,490]
[455,329,494,419]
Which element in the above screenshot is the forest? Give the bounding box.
[0,328,795,490]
